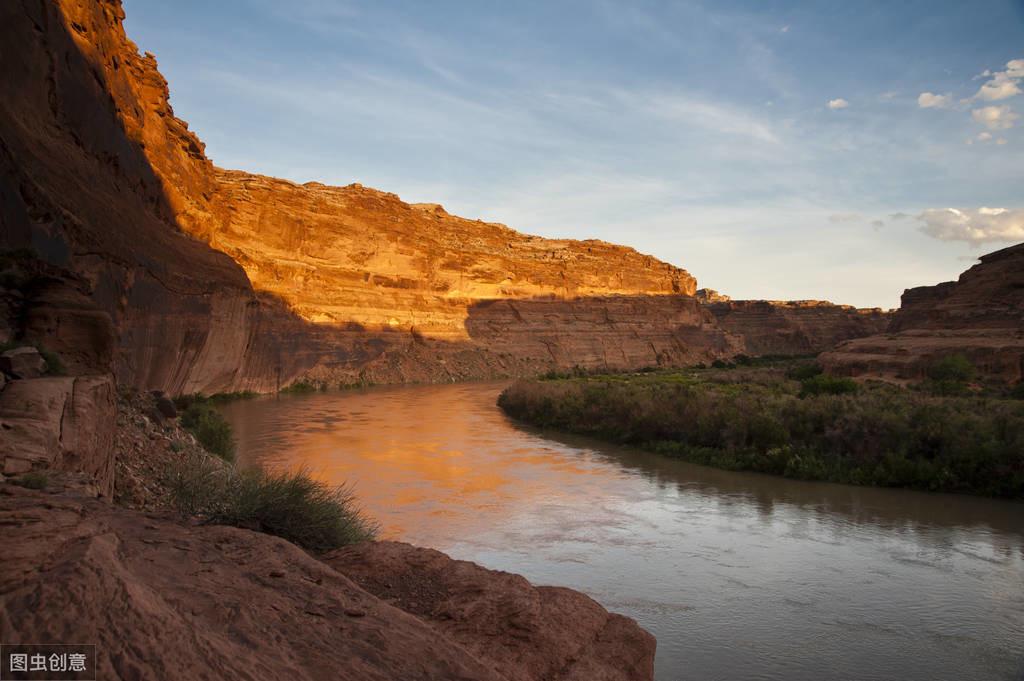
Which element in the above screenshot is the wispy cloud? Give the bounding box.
[827,98,849,110]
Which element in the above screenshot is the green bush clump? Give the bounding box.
[1010,383,1024,400]
[786,362,823,381]
[164,456,377,552]
[281,380,318,394]
[798,374,859,397]
[180,403,236,462]
[927,354,974,383]
[497,370,1024,498]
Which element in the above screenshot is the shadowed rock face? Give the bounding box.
[821,243,1024,383]
[701,299,892,356]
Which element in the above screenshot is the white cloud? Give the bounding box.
[971,105,1019,130]
[917,207,1024,245]
[917,92,953,109]
[779,25,790,33]
[871,219,884,230]
[973,58,1024,101]
[828,212,862,223]
[827,98,849,110]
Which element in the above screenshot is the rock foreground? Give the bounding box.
[821,243,1024,383]
[0,483,654,681]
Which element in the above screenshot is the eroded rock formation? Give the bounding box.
[1,0,740,395]
[700,298,891,356]
[821,243,1024,383]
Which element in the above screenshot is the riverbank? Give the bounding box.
[2,387,656,680]
[497,360,1024,498]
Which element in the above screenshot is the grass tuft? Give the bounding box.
[164,455,377,552]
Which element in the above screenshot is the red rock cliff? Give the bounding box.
[695,291,891,356]
[820,243,1024,383]
[1,0,738,394]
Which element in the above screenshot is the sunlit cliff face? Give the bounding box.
[201,169,695,339]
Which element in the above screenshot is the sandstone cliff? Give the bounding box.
[695,290,891,356]
[821,243,1024,383]
[704,300,891,356]
[1,0,741,395]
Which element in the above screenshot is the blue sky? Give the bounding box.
[122,0,1024,308]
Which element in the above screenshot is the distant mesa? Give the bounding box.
[821,242,1024,384]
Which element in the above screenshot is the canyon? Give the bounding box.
[0,0,886,398]
[2,1,1020,679]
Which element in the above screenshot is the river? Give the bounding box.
[218,382,1024,681]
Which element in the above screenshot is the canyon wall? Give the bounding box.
[1,0,739,395]
[821,243,1024,383]
[695,290,891,356]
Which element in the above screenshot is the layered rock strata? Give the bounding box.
[700,298,891,356]
[821,243,1024,383]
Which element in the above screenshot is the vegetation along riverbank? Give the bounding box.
[497,358,1024,498]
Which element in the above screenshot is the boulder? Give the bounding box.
[325,541,656,681]
[0,346,46,379]
[0,375,116,495]
[154,395,177,419]
[0,488,656,681]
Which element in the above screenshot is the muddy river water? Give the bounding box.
[219,382,1024,681]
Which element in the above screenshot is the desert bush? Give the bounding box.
[180,403,236,462]
[798,374,859,397]
[281,380,318,394]
[786,362,823,381]
[927,354,974,383]
[498,370,1024,498]
[164,455,377,552]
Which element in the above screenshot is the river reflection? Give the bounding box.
[220,382,1024,681]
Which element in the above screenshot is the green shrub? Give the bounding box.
[281,380,317,394]
[180,403,235,462]
[497,369,1024,499]
[1010,383,1024,400]
[164,456,377,552]
[927,354,974,383]
[786,362,823,381]
[711,359,735,369]
[798,374,859,397]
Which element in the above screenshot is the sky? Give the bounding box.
[122,0,1024,308]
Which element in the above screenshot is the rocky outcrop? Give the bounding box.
[326,541,656,681]
[1,0,736,396]
[821,243,1024,383]
[0,484,654,681]
[0,259,117,494]
[700,298,891,356]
